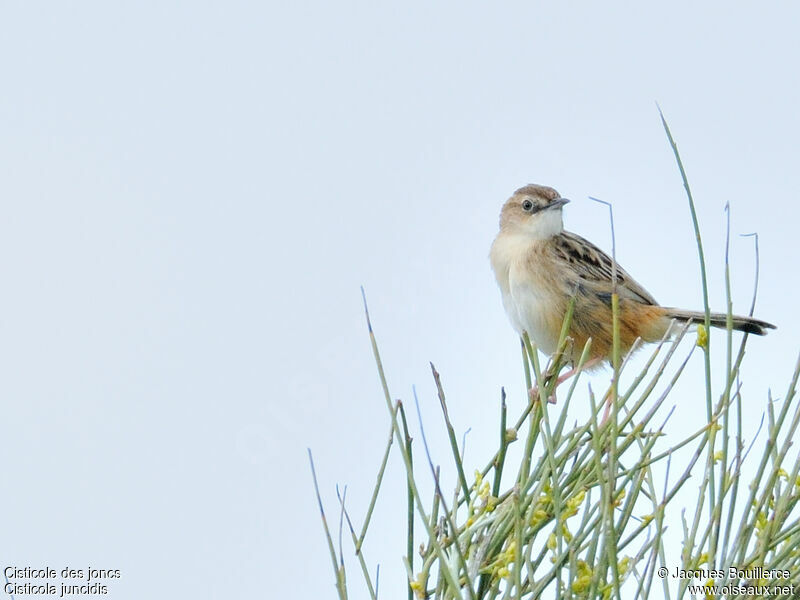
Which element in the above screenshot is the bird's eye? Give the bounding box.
[522,200,534,212]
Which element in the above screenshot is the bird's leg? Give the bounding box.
[553,357,603,386]
[529,357,603,404]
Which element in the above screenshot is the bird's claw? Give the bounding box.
[529,386,558,404]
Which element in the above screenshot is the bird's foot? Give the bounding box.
[529,357,603,405]
[529,385,558,404]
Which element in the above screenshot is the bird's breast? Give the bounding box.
[490,234,563,355]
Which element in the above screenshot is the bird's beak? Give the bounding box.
[547,198,570,210]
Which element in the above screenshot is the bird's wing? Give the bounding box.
[555,231,659,306]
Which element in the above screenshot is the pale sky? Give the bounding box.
[1,3,798,599]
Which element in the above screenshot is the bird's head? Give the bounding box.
[499,184,570,239]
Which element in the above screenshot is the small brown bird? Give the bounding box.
[490,184,775,370]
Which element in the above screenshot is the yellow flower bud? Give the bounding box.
[696,324,708,349]
[547,532,557,550]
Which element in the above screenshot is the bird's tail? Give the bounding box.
[663,308,776,336]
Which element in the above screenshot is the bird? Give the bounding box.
[489,184,775,374]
